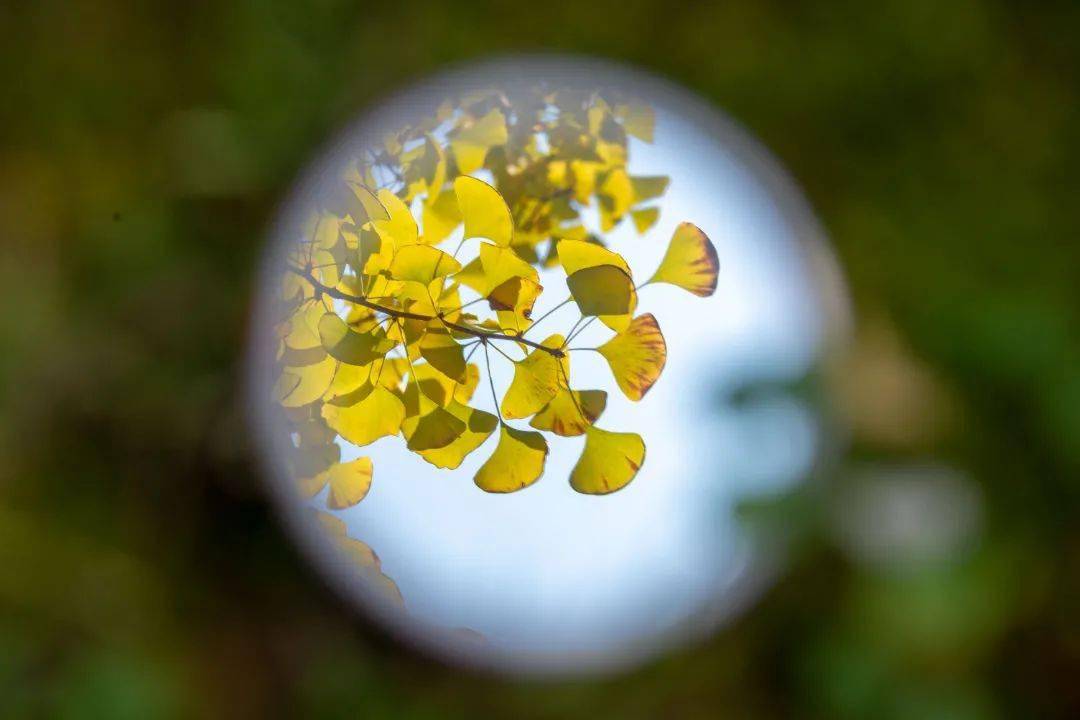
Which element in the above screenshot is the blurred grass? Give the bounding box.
[1,0,1078,717]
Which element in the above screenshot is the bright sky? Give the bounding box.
[306,102,827,668]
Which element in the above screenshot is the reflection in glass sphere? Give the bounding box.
[247,57,849,676]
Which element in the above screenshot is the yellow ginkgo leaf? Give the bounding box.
[630,207,659,234]
[452,256,487,295]
[530,389,607,437]
[569,427,645,494]
[647,222,719,297]
[556,239,631,276]
[274,371,302,403]
[474,424,548,493]
[314,214,343,250]
[487,276,542,316]
[401,361,480,413]
[421,189,462,246]
[284,297,332,350]
[597,313,667,401]
[600,168,634,219]
[388,244,462,285]
[501,335,567,420]
[348,182,391,224]
[478,242,539,295]
[324,457,374,509]
[566,265,636,317]
[570,160,602,204]
[405,405,467,451]
[450,108,508,174]
[319,313,394,366]
[373,188,419,246]
[281,353,338,407]
[322,384,405,446]
[371,356,410,391]
[616,102,655,142]
[326,361,369,399]
[416,401,498,469]
[417,325,467,383]
[629,176,668,206]
[454,175,514,247]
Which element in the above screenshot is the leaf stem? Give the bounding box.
[523,296,573,337]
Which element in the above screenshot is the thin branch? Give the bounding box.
[564,316,599,346]
[288,265,565,358]
[483,342,504,423]
[522,295,573,337]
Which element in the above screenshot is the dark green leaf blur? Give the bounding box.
[1,1,1077,718]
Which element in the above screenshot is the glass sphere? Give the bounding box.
[247,56,849,676]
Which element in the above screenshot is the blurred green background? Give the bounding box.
[2,1,1078,717]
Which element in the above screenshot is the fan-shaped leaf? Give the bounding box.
[630,207,659,234]
[346,183,391,224]
[474,424,548,493]
[569,427,645,494]
[324,457,374,509]
[280,353,337,407]
[478,243,539,295]
[501,335,567,420]
[421,188,461,245]
[417,325,467,383]
[405,405,467,451]
[450,108,508,174]
[322,384,405,446]
[373,188,418,246]
[530,389,607,437]
[318,313,394,365]
[455,175,514,247]
[597,313,667,400]
[566,265,635,317]
[556,239,631,275]
[416,401,498,469]
[648,222,719,297]
[388,244,462,285]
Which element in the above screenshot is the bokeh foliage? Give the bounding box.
[1,1,1079,718]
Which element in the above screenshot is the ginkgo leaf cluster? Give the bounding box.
[271,86,719,518]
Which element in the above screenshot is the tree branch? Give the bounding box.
[288,265,565,358]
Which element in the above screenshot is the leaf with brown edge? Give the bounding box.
[416,401,498,470]
[474,424,548,493]
[530,389,607,437]
[569,427,645,494]
[323,457,374,509]
[647,222,719,297]
[455,175,513,247]
[501,334,566,420]
[597,313,668,401]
